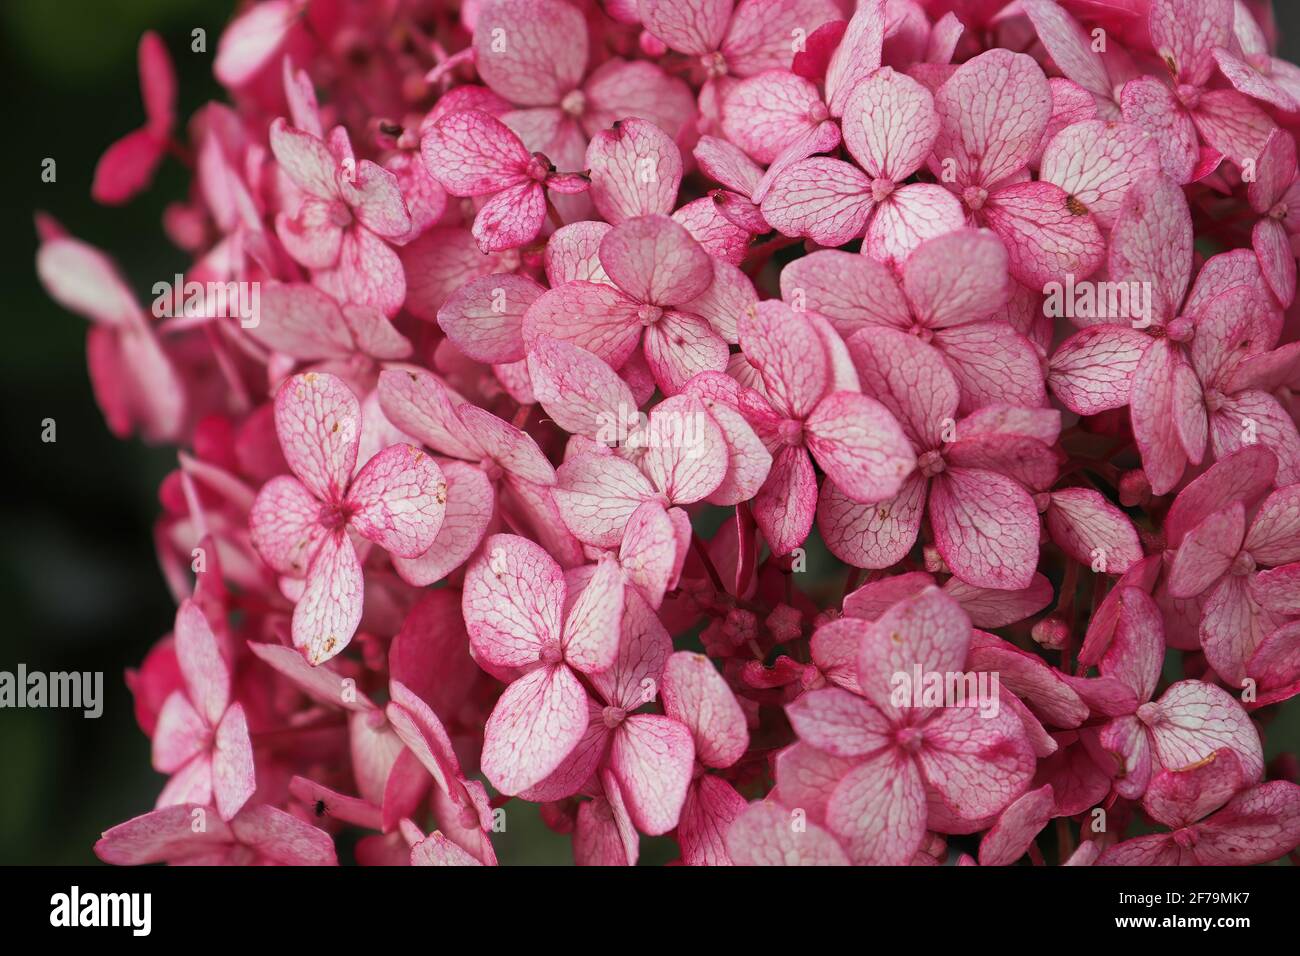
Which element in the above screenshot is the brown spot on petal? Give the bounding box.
[1066,195,1089,216]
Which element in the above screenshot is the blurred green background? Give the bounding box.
[1,1,1298,866]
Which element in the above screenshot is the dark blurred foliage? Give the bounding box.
[1,1,1298,865]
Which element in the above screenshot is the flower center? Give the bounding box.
[559,88,586,117]
[1172,827,1199,850]
[525,153,552,182]
[918,449,945,478]
[638,304,664,326]
[1204,388,1225,412]
[778,418,804,447]
[1176,83,1202,109]
[701,51,728,79]
[895,726,924,754]
[963,186,988,211]
[1033,492,1052,514]
[601,705,627,728]
[1230,551,1256,576]
[328,200,353,228]
[1165,316,1194,343]
[318,502,353,531]
[807,101,829,124]
[480,457,504,482]
[539,644,563,665]
[871,177,896,202]
[1271,202,1289,221]
[908,320,933,343]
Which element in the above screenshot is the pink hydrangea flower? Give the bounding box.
[249,372,447,663]
[38,2,1300,870]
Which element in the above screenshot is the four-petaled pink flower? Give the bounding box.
[250,372,447,664]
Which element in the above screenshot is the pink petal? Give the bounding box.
[1142,748,1245,829]
[753,445,818,556]
[827,748,927,865]
[984,180,1105,288]
[1047,325,1150,415]
[554,453,655,548]
[804,391,914,503]
[92,129,165,205]
[437,273,543,364]
[273,372,360,504]
[590,586,672,711]
[471,179,547,253]
[818,473,927,570]
[739,300,828,419]
[660,651,749,768]
[1168,502,1245,599]
[780,250,910,337]
[641,395,729,503]
[472,0,588,106]
[525,336,638,441]
[1148,0,1232,87]
[678,776,748,865]
[978,784,1055,866]
[96,804,234,865]
[212,704,256,821]
[152,692,206,774]
[864,183,965,266]
[841,66,938,180]
[933,49,1051,187]
[931,322,1047,414]
[292,532,364,665]
[917,704,1036,824]
[269,119,339,200]
[929,467,1039,590]
[174,600,229,725]
[482,664,590,795]
[642,309,730,395]
[854,586,971,718]
[1130,338,1189,496]
[228,804,338,865]
[246,641,376,713]
[846,325,958,446]
[1045,487,1143,574]
[1253,216,1296,306]
[1140,680,1264,783]
[462,533,564,668]
[720,71,825,165]
[726,800,850,865]
[561,557,625,674]
[214,0,295,87]
[345,444,447,558]
[721,0,842,78]
[1119,77,1199,184]
[1020,0,1113,101]
[611,715,695,835]
[544,221,612,285]
[1038,120,1161,229]
[903,228,1011,330]
[822,0,885,117]
[523,281,643,370]
[760,157,874,246]
[420,110,527,196]
[600,214,713,306]
[1108,173,1193,323]
[36,236,141,328]
[786,684,890,757]
[1193,781,1300,865]
[586,119,683,223]
[376,368,481,461]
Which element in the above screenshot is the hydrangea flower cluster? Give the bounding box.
[38,0,1300,866]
